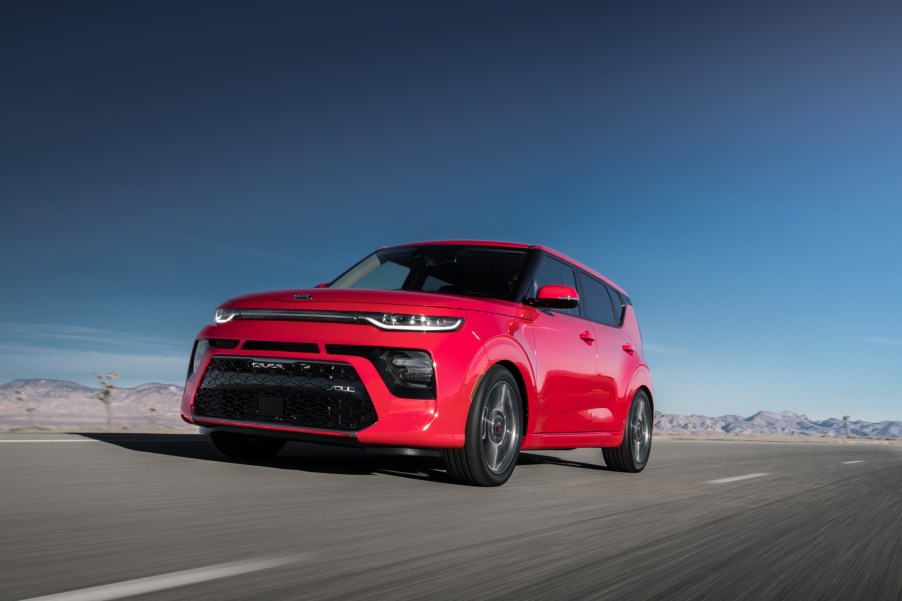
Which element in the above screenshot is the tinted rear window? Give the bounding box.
[577,271,617,326]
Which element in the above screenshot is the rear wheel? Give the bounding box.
[602,390,652,472]
[443,365,522,486]
[210,431,286,461]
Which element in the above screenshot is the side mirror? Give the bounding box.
[525,284,579,310]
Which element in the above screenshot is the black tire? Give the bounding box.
[443,365,523,487]
[602,390,652,472]
[210,431,287,461]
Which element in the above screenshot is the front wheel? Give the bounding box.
[602,391,652,472]
[210,431,287,461]
[443,365,523,486]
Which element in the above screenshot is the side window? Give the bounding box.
[606,285,623,325]
[531,254,578,315]
[577,271,616,326]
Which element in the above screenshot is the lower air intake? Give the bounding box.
[194,357,377,431]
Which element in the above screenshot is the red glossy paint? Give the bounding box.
[182,241,653,485]
[537,284,578,301]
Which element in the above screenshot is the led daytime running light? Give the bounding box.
[364,314,463,331]
[214,308,239,323]
[212,307,463,331]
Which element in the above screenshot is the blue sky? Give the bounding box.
[2,1,900,421]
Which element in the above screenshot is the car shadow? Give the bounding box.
[518,452,611,471]
[76,433,608,484]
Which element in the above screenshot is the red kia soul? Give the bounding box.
[182,241,653,486]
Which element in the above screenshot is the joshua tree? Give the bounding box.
[843,415,850,439]
[14,390,37,430]
[147,406,159,427]
[95,372,119,430]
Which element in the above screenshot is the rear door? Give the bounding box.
[576,271,638,431]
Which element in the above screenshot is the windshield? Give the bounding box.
[329,245,529,302]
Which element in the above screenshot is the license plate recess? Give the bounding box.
[257,395,286,418]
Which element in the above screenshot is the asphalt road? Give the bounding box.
[1,433,900,601]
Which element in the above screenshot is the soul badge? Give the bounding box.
[329,385,356,393]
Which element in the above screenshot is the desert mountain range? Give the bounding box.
[1,379,900,438]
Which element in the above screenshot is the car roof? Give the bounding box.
[383,240,627,296]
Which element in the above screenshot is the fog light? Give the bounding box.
[189,339,210,377]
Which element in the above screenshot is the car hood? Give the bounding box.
[221,288,521,316]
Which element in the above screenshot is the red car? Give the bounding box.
[181,241,653,486]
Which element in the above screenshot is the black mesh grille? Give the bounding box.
[194,357,377,431]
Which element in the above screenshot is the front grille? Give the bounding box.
[194,357,377,431]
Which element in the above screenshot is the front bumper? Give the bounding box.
[180,317,489,449]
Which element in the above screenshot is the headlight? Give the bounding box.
[214,308,239,323]
[363,313,464,331]
[381,350,434,389]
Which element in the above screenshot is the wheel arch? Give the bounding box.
[637,384,654,414]
[494,359,530,437]
[480,335,537,438]
[624,365,654,426]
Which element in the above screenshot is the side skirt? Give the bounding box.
[521,431,624,450]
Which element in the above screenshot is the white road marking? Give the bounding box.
[842,460,865,464]
[20,556,302,601]
[0,439,97,443]
[706,473,770,484]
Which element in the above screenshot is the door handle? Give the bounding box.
[579,330,595,345]
[622,343,635,354]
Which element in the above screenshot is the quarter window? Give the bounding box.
[606,285,623,325]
